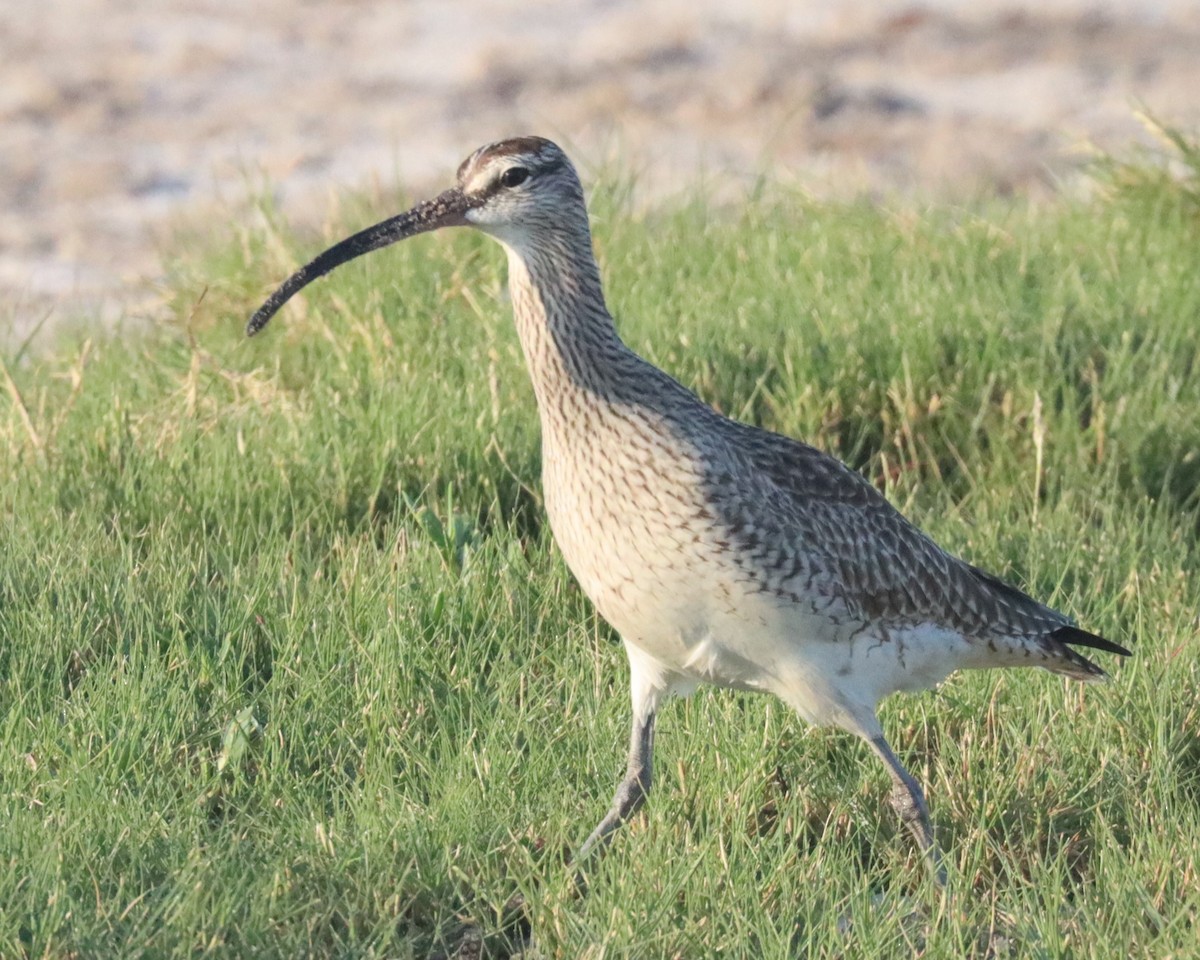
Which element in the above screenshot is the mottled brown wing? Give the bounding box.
[721,421,1068,639]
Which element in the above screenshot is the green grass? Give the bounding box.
[3,132,1200,958]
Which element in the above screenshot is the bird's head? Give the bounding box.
[457,136,585,241]
[246,136,584,336]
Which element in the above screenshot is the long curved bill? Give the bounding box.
[246,187,471,336]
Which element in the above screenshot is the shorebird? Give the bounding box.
[247,136,1129,877]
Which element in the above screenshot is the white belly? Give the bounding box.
[551,492,971,726]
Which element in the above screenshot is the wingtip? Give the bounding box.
[1051,625,1132,659]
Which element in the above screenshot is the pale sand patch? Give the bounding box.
[2,0,1198,340]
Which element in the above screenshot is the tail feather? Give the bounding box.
[966,564,1132,678]
[1044,625,1131,683]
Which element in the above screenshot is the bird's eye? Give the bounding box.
[500,166,530,188]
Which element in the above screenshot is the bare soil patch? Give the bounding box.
[2,0,1198,339]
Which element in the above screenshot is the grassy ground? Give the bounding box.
[3,133,1200,958]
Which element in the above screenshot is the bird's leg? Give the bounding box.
[867,734,947,885]
[576,644,669,865]
[576,705,655,861]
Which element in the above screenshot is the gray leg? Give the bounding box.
[576,707,655,860]
[867,734,947,884]
[575,643,671,869]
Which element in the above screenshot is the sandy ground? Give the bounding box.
[2,0,1199,341]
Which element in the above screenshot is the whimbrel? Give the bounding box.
[247,136,1129,876]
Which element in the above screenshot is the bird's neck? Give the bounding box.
[501,230,634,412]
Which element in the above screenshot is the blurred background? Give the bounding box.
[2,0,1198,340]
